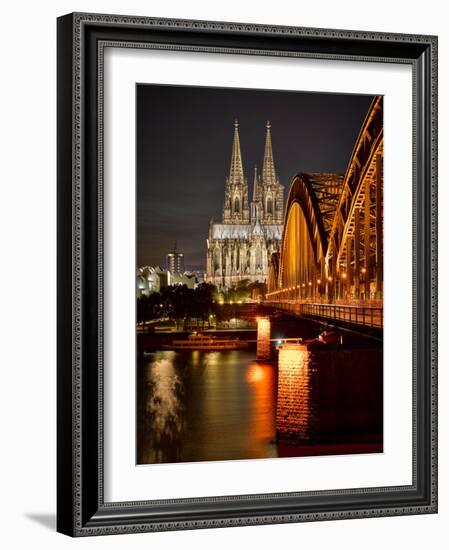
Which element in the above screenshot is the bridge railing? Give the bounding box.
[268,301,383,329]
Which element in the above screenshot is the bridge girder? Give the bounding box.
[267,95,383,304]
[277,174,332,295]
[326,96,383,300]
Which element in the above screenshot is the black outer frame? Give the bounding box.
[57,12,438,537]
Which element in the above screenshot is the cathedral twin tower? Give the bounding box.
[206,120,284,289]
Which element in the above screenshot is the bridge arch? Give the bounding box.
[275,174,329,301]
[267,96,383,305]
[326,96,383,302]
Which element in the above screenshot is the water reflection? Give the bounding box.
[140,352,186,464]
[137,350,277,464]
[137,346,382,464]
[246,362,278,459]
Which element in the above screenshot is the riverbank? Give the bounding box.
[138,305,382,354]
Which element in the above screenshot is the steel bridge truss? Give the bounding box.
[268,96,383,305]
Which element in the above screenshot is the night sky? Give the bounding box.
[137,84,374,271]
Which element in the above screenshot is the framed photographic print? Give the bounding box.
[57,13,438,536]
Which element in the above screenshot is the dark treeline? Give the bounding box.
[137,280,266,329]
[137,283,215,329]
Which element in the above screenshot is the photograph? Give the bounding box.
[52,8,437,539]
[135,84,384,465]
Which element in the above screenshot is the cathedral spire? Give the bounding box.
[252,165,259,202]
[222,119,249,224]
[262,120,276,185]
[229,118,244,185]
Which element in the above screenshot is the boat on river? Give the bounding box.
[167,333,248,351]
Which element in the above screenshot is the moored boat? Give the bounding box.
[167,332,248,350]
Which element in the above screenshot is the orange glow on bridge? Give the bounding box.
[276,344,313,441]
[266,95,384,312]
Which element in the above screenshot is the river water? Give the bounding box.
[137,344,383,464]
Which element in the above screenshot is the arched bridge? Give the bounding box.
[266,96,383,329]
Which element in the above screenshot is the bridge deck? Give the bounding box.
[268,302,383,330]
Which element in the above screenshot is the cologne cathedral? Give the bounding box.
[206,120,284,289]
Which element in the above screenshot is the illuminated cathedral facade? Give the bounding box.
[206,120,284,289]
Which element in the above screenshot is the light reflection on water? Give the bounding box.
[141,352,186,464]
[138,350,277,464]
[137,347,382,464]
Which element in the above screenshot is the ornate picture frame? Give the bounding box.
[57,12,437,536]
